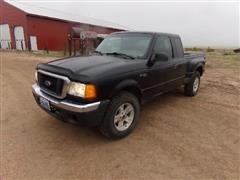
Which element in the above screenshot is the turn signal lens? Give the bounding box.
[85,84,97,100]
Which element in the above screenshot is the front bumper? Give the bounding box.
[32,83,100,113]
[32,83,109,126]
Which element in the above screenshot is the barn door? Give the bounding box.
[14,26,26,50]
[0,24,11,49]
[30,36,38,51]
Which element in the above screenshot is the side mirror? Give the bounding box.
[155,53,169,61]
[147,53,156,66]
[147,52,169,67]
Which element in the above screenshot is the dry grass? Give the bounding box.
[206,51,240,69]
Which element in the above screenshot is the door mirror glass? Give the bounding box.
[147,52,169,67]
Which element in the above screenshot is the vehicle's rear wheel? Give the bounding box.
[99,92,140,139]
[184,71,201,96]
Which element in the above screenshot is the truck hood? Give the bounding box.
[40,55,146,83]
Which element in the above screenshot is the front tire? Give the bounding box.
[184,71,201,97]
[99,92,140,139]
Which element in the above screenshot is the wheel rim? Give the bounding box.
[113,103,135,131]
[193,77,200,92]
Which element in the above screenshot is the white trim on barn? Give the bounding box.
[14,26,26,50]
[0,24,11,49]
[30,36,38,51]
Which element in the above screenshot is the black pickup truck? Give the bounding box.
[32,31,205,139]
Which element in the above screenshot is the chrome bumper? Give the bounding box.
[32,83,100,113]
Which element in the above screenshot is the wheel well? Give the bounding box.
[121,86,142,103]
[196,66,203,76]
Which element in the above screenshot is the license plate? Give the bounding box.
[39,97,51,111]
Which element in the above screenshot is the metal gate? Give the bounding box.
[14,26,26,50]
[0,24,11,49]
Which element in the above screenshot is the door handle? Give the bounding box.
[174,63,181,69]
[139,73,147,77]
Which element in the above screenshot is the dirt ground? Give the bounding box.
[1,51,239,180]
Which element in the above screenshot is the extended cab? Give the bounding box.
[32,31,205,139]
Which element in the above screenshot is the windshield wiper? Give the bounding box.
[106,52,135,59]
[93,50,103,55]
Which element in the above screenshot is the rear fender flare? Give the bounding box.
[193,63,204,76]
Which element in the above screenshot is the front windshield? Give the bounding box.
[96,34,152,59]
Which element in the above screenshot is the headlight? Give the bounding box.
[35,71,38,82]
[68,82,86,97]
[68,82,97,99]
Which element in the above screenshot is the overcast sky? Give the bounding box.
[20,1,239,48]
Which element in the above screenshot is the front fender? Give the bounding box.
[114,79,139,91]
[108,79,142,99]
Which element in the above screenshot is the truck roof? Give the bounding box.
[111,31,180,38]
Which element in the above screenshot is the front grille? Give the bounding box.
[37,70,70,99]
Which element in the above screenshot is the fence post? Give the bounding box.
[73,39,76,56]
[69,38,72,56]
[28,40,31,51]
[45,43,49,54]
[64,42,66,56]
[21,40,24,50]
[8,41,12,49]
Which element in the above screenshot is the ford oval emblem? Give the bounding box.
[44,80,52,87]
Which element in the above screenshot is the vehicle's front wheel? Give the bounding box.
[184,71,201,96]
[99,92,140,139]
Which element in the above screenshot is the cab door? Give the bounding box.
[142,35,177,98]
[154,36,181,93]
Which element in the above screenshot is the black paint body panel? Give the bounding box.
[37,32,205,103]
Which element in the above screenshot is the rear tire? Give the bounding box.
[99,92,140,139]
[184,71,200,97]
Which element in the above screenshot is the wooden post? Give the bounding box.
[73,39,76,56]
[21,40,24,50]
[28,40,31,51]
[80,39,83,55]
[78,39,81,55]
[8,42,11,49]
[69,38,72,56]
[45,43,49,54]
[64,42,66,56]
[82,39,84,55]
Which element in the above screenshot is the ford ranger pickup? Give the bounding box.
[32,31,205,139]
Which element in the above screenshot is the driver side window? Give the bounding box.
[154,36,173,60]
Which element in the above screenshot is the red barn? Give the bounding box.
[0,0,126,51]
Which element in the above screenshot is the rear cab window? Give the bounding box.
[173,37,184,58]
